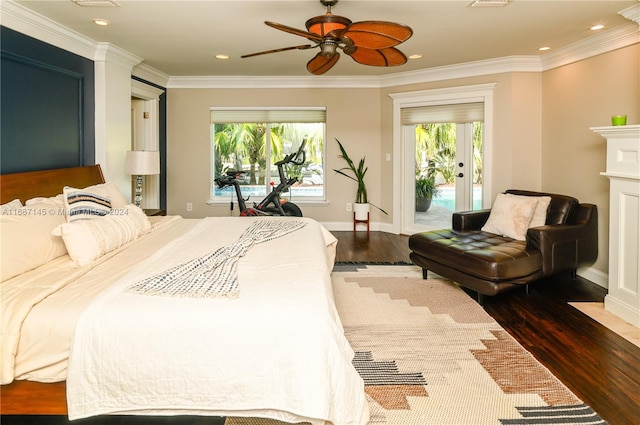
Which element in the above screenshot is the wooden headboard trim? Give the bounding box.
[0,165,105,205]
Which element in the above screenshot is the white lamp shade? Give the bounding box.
[125,150,160,175]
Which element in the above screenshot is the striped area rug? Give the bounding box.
[226,265,607,425]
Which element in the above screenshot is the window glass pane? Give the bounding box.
[211,118,324,202]
[472,121,483,210]
[212,123,267,199]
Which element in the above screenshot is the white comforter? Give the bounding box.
[65,217,368,425]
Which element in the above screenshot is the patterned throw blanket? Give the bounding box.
[127,219,306,298]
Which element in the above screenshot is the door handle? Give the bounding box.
[457,173,464,178]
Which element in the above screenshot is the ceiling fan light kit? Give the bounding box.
[241,0,413,75]
[306,14,351,37]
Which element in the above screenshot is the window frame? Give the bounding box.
[209,107,327,204]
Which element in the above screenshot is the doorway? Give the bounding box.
[389,84,495,235]
[410,121,483,232]
[131,80,163,209]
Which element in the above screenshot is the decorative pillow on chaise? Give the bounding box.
[481,193,538,241]
[522,195,552,228]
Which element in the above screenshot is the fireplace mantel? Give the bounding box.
[592,124,640,326]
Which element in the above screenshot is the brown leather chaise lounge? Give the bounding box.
[408,190,598,303]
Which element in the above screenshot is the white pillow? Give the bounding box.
[526,195,551,228]
[1,201,68,281]
[25,194,64,206]
[1,199,23,211]
[481,193,538,241]
[63,186,112,222]
[53,204,151,267]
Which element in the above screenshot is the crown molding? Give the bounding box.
[379,56,542,88]
[133,64,171,88]
[94,42,142,70]
[0,0,96,60]
[620,3,640,27]
[540,23,640,71]
[166,56,541,89]
[166,74,382,89]
[3,0,638,90]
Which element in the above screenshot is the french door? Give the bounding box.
[390,83,495,235]
[402,120,483,234]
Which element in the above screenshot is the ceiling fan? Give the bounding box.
[241,0,413,75]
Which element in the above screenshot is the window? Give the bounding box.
[210,108,326,202]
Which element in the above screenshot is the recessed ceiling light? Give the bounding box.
[92,18,110,26]
[215,54,230,60]
[590,24,605,31]
[409,54,422,60]
[538,46,551,51]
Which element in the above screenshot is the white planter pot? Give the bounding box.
[353,202,370,221]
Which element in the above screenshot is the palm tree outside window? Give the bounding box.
[210,108,326,202]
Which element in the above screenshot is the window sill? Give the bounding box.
[207,200,330,207]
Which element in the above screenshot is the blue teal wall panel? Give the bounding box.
[1,26,95,174]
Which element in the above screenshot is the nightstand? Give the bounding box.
[143,209,166,217]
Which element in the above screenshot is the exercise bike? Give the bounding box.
[214,141,306,217]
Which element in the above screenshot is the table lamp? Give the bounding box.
[125,150,160,208]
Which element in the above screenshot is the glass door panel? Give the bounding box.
[406,121,483,233]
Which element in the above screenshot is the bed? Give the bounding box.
[0,165,369,425]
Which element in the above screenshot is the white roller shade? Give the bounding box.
[211,107,326,123]
[401,102,484,125]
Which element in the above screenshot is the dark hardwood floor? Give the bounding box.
[333,231,640,425]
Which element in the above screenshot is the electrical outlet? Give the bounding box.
[346,203,352,212]
[186,202,193,212]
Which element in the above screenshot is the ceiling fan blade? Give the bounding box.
[307,52,341,75]
[241,45,314,59]
[342,21,413,49]
[265,21,324,42]
[346,46,408,67]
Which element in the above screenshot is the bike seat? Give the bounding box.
[225,170,246,176]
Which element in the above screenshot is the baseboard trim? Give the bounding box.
[578,266,608,289]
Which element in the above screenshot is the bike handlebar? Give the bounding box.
[275,139,307,166]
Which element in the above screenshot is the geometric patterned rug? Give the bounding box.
[226,265,608,425]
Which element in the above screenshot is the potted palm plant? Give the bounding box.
[415,161,439,212]
[334,139,388,220]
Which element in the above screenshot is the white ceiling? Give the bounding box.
[10,0,640,77]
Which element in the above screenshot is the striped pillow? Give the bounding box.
[63,186,112,222]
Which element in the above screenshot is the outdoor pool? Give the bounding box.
[432,186,483,211]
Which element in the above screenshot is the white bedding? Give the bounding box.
[7,216,188,382]
[2,215,367,424]
[1,216,176,384]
